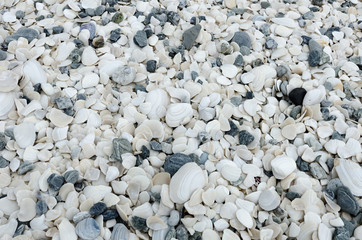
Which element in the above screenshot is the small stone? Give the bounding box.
[311,0,323,6]
[168,210,180,227]
[341,218,357,237]
[176,224,189,240]
[166,227,177,240]
[112,12,124,23]
[336,186,359,216]
[167,11,180,25]
[182,24,202,50]
[326,158,334,171]
[286,191,301,201]
[109,29,121,43]
[331,131,344,140]
[111,138,132,162]
[238,130,254,146]
[146,60,157,73]
[73,212,92,224]
[0,50,7,61]
[259,23,270,36]
[302,11,315,20]
[76,218,101,240]
[319,52,330,65]
[95,6,106,16]
[164,153,193,176]
[233,55,244,66]
[134,30,148,48]
[111,66,136,85]
[296,156,310,172]
[333,227,350,240]
[149,140,162,151]
[261,1,271,8]
[161,142,172,154]
[232,31,251,48]
[89,202,107,216]
[245,91,253,99]
[140,145,150,159]
[4,129,14,140]
[198,131,209,143]
[230,96,242,106]
[265,37,278,49]
[131,216,148,232]
[52,26,64,34]
[239,46,251,56]
[47,174,65,191]
[77,94,86,100]
[276,65,288,77]
[102,17,110,25]
[80,23,96,39]
[85,8,95,17]
[135,84,147,92]
[289,88,307,105]
[102,209,119,221]
[5,27,39,44]
[92,35,105,48]
[15,10,25,19]
[327,178,344,195]
[0,156,10,168]
[199,152,208,165]
[55,97,73,110]
[309,162,327,179]
[36,201,48,215]
[14,224,25,237]
[290,105,302,119]
[0,133,6,151]
[191,71,199,80]
[144,25,153,38]
[64,170,79,184]
[308,39,323,67]
[69,48,82,63]
[225,120,239,137]
[18,161,35,175]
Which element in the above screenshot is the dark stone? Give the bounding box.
[112,12,124,23]
[135,84,147,92]
[286,192,301,201]
[102,209,119,221]
[166,227,177,240]
[64,170,79,184]
[301,35,312,45]
[309,162,327,179]
[164,153,193,176]
[102,17,110,26]
[238,130,254,146]
[182,24,202,50]
[55,97,73,110]
[341,104,355,119]
[15,10,25,19]
[77,94,86,100]
[35,15,45,21]
[0,133,6,151]
[52,26,64,34]
[245,91,253,99]
[321,107,330,120]
[47,174,65,191]
[85,8,95,16]
[239,46,251,56]
[275,12,285,18]
[106,7,117,13]
[276,65,288,78]
[109,29,122,43]
[111,138,132,162]
[133,30,148,48]
[59,66,69,74]
[157,33,166,40]
[234,54,244,66]
[311,0,323,6]
[334,225,352,240]
[140,145,150,159]
[36,201,48,215]
[326,158,334,171]
[198,131,209,143]
[144,25,153,38]
[0,156,10,168]
[13,224,25,237]
[259,23,270,36]
[78,11,88,18]
[191,71,199,80]
[215,57,222,67]
[167,11,180,25]
[290,106,302,119]
[95,6,106,16]
[265,37,278,49]
[308,39,323,67]
[252,58,263,67]
[5,28,39,44]
[336,186,360,216]
[176,72,184,80]
[149,140,162,151]
[230,96,242,106]
[188,153,200,164]
[69,48,82,63]
[146,60,157,73]
[176,224,189,240]
[232,31,251,48]
[92,36,105,48]
[296,156,310,172]
[89,202,107,216]
[0,50,7,61]
[80,23,96,39]
[73,39,83,48]
[302,11,315,20]
[18,161,34,175]
[261,1,271,8]
[289,88,307,105]
[331,131,344,140]
[131,216,148,232]
[199,152,208,165]
[225,120,239,137]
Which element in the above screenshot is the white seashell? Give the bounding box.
[166,103,193,128]
[146,216,168,230]
[271,155,296,179]
[52,126,68,142]
[18,198,36,221]
[30,215,48,230]
[23,59,47,84]
[169,162,206,204]
[281,124,297,140]
[48,108,74,127]
[14,122,36,148]
[106,166,119,182]
[317,126,333,138]
[220,164,241,182]
[214,219,229,231]
[133,202,153,219]
[0,92,15,119]
[258,188,281,211]
[0,70,19,92]
[303,86,326,106]
[81,0,101,8]
[271,18,298,28]
[222,229,240,240]
[110,224,130,240]
[166,87,191,103]
[202,229,220,240]
[152,227,170,240]
[220,202,237,219]
[0,218,17,237]
[82,72,100,88]
[244,99,260,116]
[59,218,77,240]
[335,159,362,196]
[251,65,276,92]
[236,208,253,228]
[23,146,38,162]
[220,64,238,78]
[337,138,361,159]
[145,89,170,119]
[83,185,112,202]
[82,46,98,66]
[318,223,333,240]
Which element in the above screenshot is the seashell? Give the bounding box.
[169,162,206,204]
[244,99,261,116]
[202,229,220,240]
[112,66,136,85]
[135,120,164,141]
[30,215,48,230]
[166,103,193,128]
[217,161,241,182]
[59,218,77,240]
[52,126,68,142]
[270,155,296,179]
[335,159,362,196]
[81,46,98,66]
[220,64,238,78]
[75,218,101,240]
[0,92,15,119]
[23,59,47,84]
[337,138,361,159]
[111,224,130,240]
[223,229,240,240]
[166,87,191,103]
[281,124,297,140]
[258,188,281,211]
[106,166,119,182]
[0,70,19,92]
[0,218,17,237]
[146,216,168,230]
[303,86,326,106]
[152,227,171,240]
[220,202,237,219]
[18,198,36,221]
[145,89,170,119]
[271,17,298,28]
[251,65,277,92]
[133,202,153,219]
[83,186,112,203]
[14,122,36,148]
[48,108,74,127]
[318,223,333,240]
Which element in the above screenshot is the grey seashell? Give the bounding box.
[75,218,100,240]
[73,212,91,224]
[110,224,130,240]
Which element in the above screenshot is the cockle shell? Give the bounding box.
[0,92,15,119]
[23,59,47,84]
[14,122,36,148]
[270,155,296,179]
[110,224,130,240]
[166,87,191,103]
[335,159,362,196]
[258,188,281,211]
[169,162,206,204]
[166,103,193,128]
[0,70,19,92]
[145,89,169,119]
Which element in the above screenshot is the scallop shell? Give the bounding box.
[169,162,206,204]
[23,59,47,84]
[165,103,193,128]
[14,122,36,149]
[335,159,362,196]
[0,70,19,92]
[145,89,169,119]
[166,87,190,103]
[258,188,281,211]
[0,92,15,119]
[110,224,130,240]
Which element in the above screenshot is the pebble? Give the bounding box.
[92,35,105,48]
[102,209,119,221]
[73,212,92,224]
[36,201,48,215]
[308,39,323,67]
[95,6,106,16]
[110,28,121,42]
[182,24,202,50]
[265,37,278,49]
[0,50,7,61]
[111,138,132,162]
[288,88,307,105]
[15,10,25,19]
[75,218,101,240]
[5,28,39,44]
[146,60,157,73]
[225,120,239,137]
[296,156,310,172]
[286,191,301,201]
[336,186,360,216]
[233,55,244,66]
[111,66,136,85]
[309,162,327,179]
[89,202,107,216]
[52,26,64,34]
[18,161,34,175]
[276,65,288,77]
[238,130,254,146]
[164,153,193,176]
[110,224,130,240]
[131,216,148,232]
[149,140,162,151]
[134,30,148,48]
[176,224,189,240]
[232,31,251,48]
[0,133,6,151]
[0,156,10,168]
[64,170,79,184]
[55,97,73,110]
[47,173,65,191]
[168,210,180,227]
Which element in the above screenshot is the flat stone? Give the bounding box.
[289,88,307,105]
[164,153,193,176]
[18,161,35,175]
[47,173,65,191]
[276,65,288,77]
[73,212,92,224]
[95,6,106,16]
[238,130,254,146]
[182,24,202,50]
[111,138,132,162]
[5,28,39,44]
[290,105,302,119]
[89,202,107,216]
[102,209,119,221]
[233,55,244,66]
[131,216,148,232]
[36,201,48,215]
[75,218,101,240]
[0,156,9,168]
[0,50,7,60]
[134,30,148,48]
[52,26,64,34]
[232,31,251,48]
[15,10,25,19]
[110,28,121,43]
[64,170,79,184]
[327,178,344,195]
[336,186,360,216]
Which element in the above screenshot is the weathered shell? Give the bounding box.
[166,87,191,103]
[258,188,281,211]
[270,155,296,179]
[166,103,193,127]
[23,59,47,84]
[335,159,362,196]
[169,162,206,204]
[110,224,130,240]
[75,218,100,240]
[14,122,36,149]
[145,89,169,119]
[59,218,77,240]
[236,208,253,228]
[0,70,19,92]
[146,216,168,230]
[48,108,74,127]
[0,93,15,119]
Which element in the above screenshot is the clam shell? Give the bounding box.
[166,87,190,103]
[271,155,296,179]
[145,89,169,119]
[75,218,100,240]
[0,70,19,92]
[169,162,206,204]
[236,208,253,228]
[110,224,130,240]
[258,188,281,211]
[165,103,193,128]
[14,122,36,149]
[335,159,362,196]
[23,59,47,84]
[0,92,15,119]
[146,216,168,230]
[48,108,74,127]
[251,65,277,92]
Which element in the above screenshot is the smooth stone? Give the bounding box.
[111,138,132,162]
[238,130,254,146]
[92,35,105,48]
[166,227,177,240]
[234,54,244,66]
[261,1,271,8]
[286,191,301,201]
[52,26,64,34]
[309,162,327,179]
[146,60,157,73]
[18,161,34,175]
[102,209,119,221]
[239,46,251,56]
[36,201,47,215]
[259,23,270,36]
[112,12,124,23]
[47,173,65,191]
[308,39,323,67]
[290,105,302,119]
[134,30,148,48]
[327,178,344,195]
[55,97,73,110]
[176,224,189,240]
[225,120,239,137]
[0,156,9,168]
[89,202,107,216]
[15,10,25,19]
[64,170,79,184]
[140,145,150,159]
[296,156,310,172]
[182,24,201,50]
[276,65,288,77]
[168,210,180,227]
[336,186,359,216]
[75,218,101,240]
[95,6,106,16]
[5,27,39,44]
[111,66,136,85]
[110,224,130,240]
[289,88,307,105]
[265,37,278,49]
[131,216,148,232]
[149,140,162,151]
[110,28,121,42]
[0,50,7,60]
[164,153,193,176]
[232,31,251,48]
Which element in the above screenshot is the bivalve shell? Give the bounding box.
[335,159,362,196]
[258,188,281,211]
[0,92,15,119]
[271,155,296,179]
[166,103,193,128]
[110,224,130,240]
[236,208,253,228]
[0,70,19,92]
[145,89,169,119]
[14,123,36,149]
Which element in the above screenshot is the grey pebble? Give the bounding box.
[73,211,92,224]
[290,105,302,119]
[319,52,331,65]
[13,224,25,237]
[5,28,39,44]
[176,224,189,240]
[259,23,270,36]
[323,81,333,91]
[265,37,278,49]
[80,23,96,39]
[131,216,148,232]
[239,46,251,56]
[95,6,106,16]
[0,156,10,168]
[92,35,105,48]
[146,60,157,73]
[15,10,25,19]
[305,137,322,151]
[168,210,180,227]
[64,170,79,184]
[166,227,177,240]
[199,152,208,165]
[0,50,7,61]
[285,191,301,201]
[161,142,172,154]
[296,156,310,172]
[111,65,136,85]
[55,97,73,110]
[133,30,148,48]
[336,186,359,216]
[75,218,101,240]
[302,11,315,20]
[52,26,64,34]
[309,162,327,179]
[150,140,162,151]
[36,201,48,215]
[4,128,14,140]
[110,224,130,240]
[197,131,209,143]
[111,138,132,162]
[333,227,350,240]
[164,153,193,176]
[111,12,124,24]
[182,24,202,50]
[326,158,334,171]
[0,132,6,151]
[238,130,254,146]
[220,42,233,55]
[18,161,34,175]
[234,55,244,66]
[89,202,107,216]
[47,173,65,191]
[102,209,119,221]
[230,96,242,106]
[331,131,344,140]
[134,84,147,93]
[327,178,344,195]
[225,120,239,137]
[232,31,251,48]
[109,28,121,43]
[260,1,271,8]
[308,39,323,67]
[276,65,288,78]
[69,48,82,63]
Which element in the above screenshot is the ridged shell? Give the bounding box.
[236,208,253,228]
[110,224,129,240]
[165,103,193,128]
[166,87,190,103]
[14,122,36,149]
[335,159,362,196]
[145,89,169,119]
[169,162,206,204]
[0,92,15,119]
[134,120,164,141]
[0,70,19,92]
[75,218,100,240]
[23,59,47,84]
[270,155,296,179]
[258,188,281,211]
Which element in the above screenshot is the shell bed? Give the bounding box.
[0,0,361,239]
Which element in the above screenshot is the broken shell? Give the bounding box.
[23,59,47,84]
[0,92,15,119]
[166,103,193,128]
[271,155,296,179]
[146,216,168,230]
[258,188,281,211]
[14,122,36,148]
[335,159,362,196]
[236,208,253,228]
[0,70,19,92]
[48,108,74,127]
[145,89,170,119]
